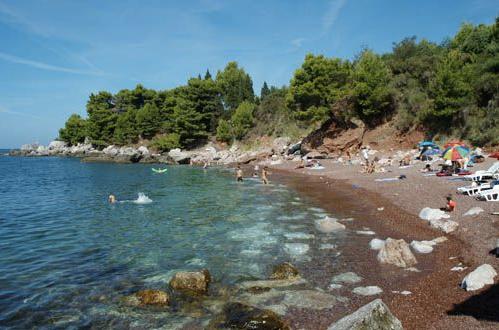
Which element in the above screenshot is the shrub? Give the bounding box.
[150,133,181,152]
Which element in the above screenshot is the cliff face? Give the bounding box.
[301,117,425,155]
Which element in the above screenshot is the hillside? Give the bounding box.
[58,18,499,153]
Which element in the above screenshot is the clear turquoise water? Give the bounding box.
[0,156,343,328]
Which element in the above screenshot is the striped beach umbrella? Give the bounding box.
[442,145,470,161]
[444,140,467,148]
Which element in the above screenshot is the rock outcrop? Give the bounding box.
[169,269,211,294]
[327,299,403,330]
[168,148,191,164]
[377,238,417,268]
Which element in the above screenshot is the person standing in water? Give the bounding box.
[108,194,117,203]
[236,166,244,182]
[261,167,269,184]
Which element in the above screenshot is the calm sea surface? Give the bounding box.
[0,156,345,328]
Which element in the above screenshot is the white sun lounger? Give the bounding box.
[457,182,495,196]
[466,162,499,182]
[475,185,499,201]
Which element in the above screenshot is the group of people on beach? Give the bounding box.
[236,165,269,184]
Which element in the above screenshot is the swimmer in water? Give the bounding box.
[108,194,116,203]
[261,166,269,184]
[236,166,244,182]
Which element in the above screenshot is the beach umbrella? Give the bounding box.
[423,148,440,156]
[418,141,439,148]
[444,140,467,148]
[442,145,470,161]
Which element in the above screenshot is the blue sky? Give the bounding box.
[0,0,497,148]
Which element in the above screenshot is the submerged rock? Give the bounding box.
[377,238,417,268]
[352,286,383,296]
[327,299,403,330]
[284,243,309,256]
[331,272,363,284]
[460,264,497,291]
[270,262,299,280]
[207,302,290,330]
[135,289,170,306]
[169,269,211,294]
[281,290,338,310]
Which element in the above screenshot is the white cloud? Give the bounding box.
[0,1,52,37]
[0,51,104,76]
[291,38,305,48]
[0,105,40,119]
[322,0,347,32]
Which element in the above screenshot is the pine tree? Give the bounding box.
[261,81,270,100]
[204,69,212,80]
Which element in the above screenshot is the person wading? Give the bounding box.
[236,166,244,182]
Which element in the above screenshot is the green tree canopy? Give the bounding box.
[216,61,255,112]
[59,114,87,145]
[351,50,394,124]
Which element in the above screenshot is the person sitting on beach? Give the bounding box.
[399,155,411,166]
[441,195,456,212]
[261,167,269,184]
[108,194,117,204]
[236,166,244,182]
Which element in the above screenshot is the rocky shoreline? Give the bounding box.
[9,137,301,166]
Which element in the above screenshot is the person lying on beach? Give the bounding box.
[440,195,456,212]
[261,167,269,184]
[236,166,244,182]
[420,164,434,172]
[108,194,117,204]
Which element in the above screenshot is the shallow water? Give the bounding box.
[0,157,349,328]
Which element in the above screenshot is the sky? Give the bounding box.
[0,0,497,148]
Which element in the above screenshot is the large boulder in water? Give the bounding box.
[169,269,211,294]
[207,302,290,330]
[135,289,170,306]
[270,262,299,280]
[377,238,417,268]
[460,264,497,291]
[168,148,191,164]
[327,299,403,330]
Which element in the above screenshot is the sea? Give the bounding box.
[0,154,349,328]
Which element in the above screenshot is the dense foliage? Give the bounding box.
[60,18,498,148]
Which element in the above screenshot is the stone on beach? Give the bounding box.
[369,238,385,250]
[270,262,299,280]
[429,219,459,233]
[327,299,402,330]
[463,207,484,216]
[315,217,346,233]
[352,286,383,296]
[377,238,417,268]
[169,269,211,294]
[419,207,450,221]
[135,289,170,306]
[331,272,363,284]
[410,240,434,254]
[460,264,497,291]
